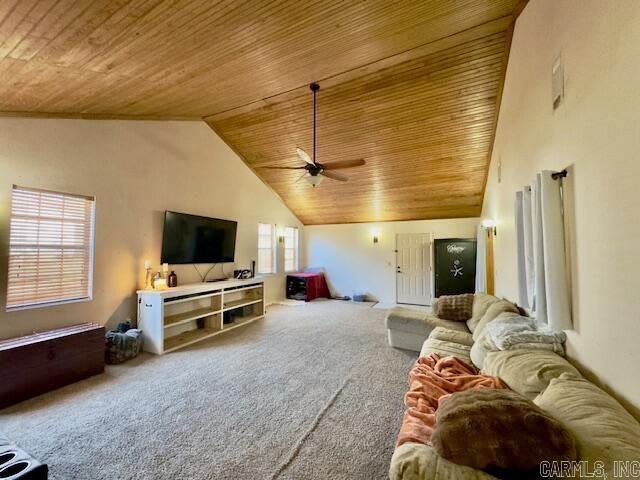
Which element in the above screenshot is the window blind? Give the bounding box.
[7,185,96,311]
[284,226,299,272]
[258,223,275,274]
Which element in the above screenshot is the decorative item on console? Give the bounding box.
[143,260,175,290]
[144,260,152,289]
[234,269,253,279]
[153,273,168,290]
[168,271,178,287]
[233,261,256,280]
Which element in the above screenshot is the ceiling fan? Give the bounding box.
[259,82,365,187]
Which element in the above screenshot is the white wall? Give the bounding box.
[304,218,479,304]
[0,118,302,339]
[483,0,640,415]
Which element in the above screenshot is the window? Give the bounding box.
[257,223,276,274]
[7,185,96,311]
[284,226,299,272]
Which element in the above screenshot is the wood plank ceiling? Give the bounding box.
[0,0,525,224]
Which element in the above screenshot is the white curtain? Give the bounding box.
[514,192,529,308]
[515,170,572,330]
[522,186,535,307]
[540,171,572,330]
[475,225,486,293]
[531,174,548,323]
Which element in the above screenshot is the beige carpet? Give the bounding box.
[0,300,416,480]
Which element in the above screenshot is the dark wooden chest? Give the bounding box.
[0,323,105,409]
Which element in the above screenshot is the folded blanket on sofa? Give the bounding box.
[485,314,567,355]
[397,353,505,447]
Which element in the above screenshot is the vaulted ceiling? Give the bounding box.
[0,0,525,224]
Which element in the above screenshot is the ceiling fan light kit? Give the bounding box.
[306,175,323,187]
[260,82,365,187]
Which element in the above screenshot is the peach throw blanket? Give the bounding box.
[397,353,505,447]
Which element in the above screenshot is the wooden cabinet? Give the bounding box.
[137,277,265,354]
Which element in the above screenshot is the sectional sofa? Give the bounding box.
[387,293,640,480]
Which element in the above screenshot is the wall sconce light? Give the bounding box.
[481,219,497,236]
[371,228,380,244]
[276,227,285,243]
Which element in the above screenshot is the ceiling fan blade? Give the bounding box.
[321,159,366,170]
[321,170,348,182]
[258,165,306,170]
[296,147,315,165]
[295,172,310,183]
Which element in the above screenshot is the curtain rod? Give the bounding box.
[551,169,568,180]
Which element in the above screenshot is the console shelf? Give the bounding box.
[164,291,221,306]
[163,328,220,353]
[137,277,265,354]
[164,307,220,329]
[223,298,262,311]
[221,314,262,332]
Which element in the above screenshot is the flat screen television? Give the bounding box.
[160,211,237,264]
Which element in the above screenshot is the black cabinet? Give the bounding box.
[434,238,477,297]
[286,276,308,301]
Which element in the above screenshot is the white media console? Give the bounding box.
[137,277,265,354]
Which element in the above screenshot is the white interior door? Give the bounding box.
[396,233,432,305]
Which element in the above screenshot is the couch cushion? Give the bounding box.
[466,293,500,332]
[422,315,470,333]
[420,338,472,364]
[469,329,496,369]
[431,297,439,316]
[386,308,434,336]
[482,349,582,400]
[386,307,470,335]
[387,329,429,353]
[534,374,640,479]
[432,389,577,472]
[436,294,474,321]
[471,300,519,341]
[390,443,499,480]
[429,327,474,347]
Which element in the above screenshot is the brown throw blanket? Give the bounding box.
[397,353,505,447]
